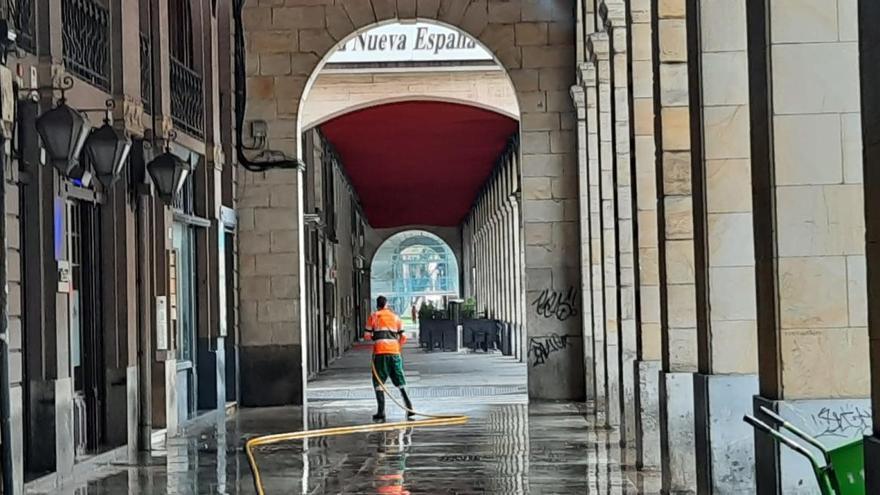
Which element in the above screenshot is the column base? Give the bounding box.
[694,373,758,493]
[593,336,607,421]
[10,383,23,493]
[526,335,585,401]
[753,395,872,494]
[635,360,661,470]
[605,342,621,428]
[584,345,596,407]
[660,371,697,494]
[865,435,880,493]
[240,344,304,407]
[126,365,139,462]
[54,377,75,477]
[620,324,637,447]
[26,380,56,476]
[164,359,179,437]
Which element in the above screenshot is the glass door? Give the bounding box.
[172,222,197,422]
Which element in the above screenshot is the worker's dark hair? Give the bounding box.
[376,296,387,309]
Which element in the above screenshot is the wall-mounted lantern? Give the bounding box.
[34,97,91,176]
[85,101,132,188]
[147,131,191,203]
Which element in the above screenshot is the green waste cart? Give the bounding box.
[744,406,865,495]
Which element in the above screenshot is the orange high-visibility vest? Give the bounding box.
[366,308,405,355]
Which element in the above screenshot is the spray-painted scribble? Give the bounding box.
[531,287,578,321]
[812,406,872,439]
[528,334,569,367]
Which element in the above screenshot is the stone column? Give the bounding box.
[746,1,867,493]
[583,59,607,415]
[571,82,596,401]
[629,0,662,471]
[593,32,622,428]
[653,0,698,491]
[503,200,513,350]
[606,0,639,446]
[860,1,880,490]
[237,167,302,407]
[688,1,759,492]
[477,203,484,314]
[511,194,526,363]
[491,199,499,318]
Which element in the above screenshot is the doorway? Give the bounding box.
[68,199,105,458]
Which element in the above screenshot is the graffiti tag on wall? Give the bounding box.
[531,287,578,321]
[528,334,569,367]
[812,405,872,439]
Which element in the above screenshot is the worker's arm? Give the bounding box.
[396,316,407,345]
[364,314,375,340]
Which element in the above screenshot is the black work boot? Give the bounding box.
[373,390,386,422]
[400,388,416,419]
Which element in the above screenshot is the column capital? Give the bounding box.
[586,33,609,61]
[578,62,597,86]
[113,95,146,138]
[599,0,627,30]
[570,84,587,119]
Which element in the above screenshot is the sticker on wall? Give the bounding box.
[156,296,168,350]
[57,260,71,293]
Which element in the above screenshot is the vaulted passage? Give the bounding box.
[320,101,518,228]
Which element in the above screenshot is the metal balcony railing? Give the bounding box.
[170,57,204,138]
[8,0,34,52]
[140,32,152,114]
[62,0,110,91]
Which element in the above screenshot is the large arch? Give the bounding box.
[237,2,583,405]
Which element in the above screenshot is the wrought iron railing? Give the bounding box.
[140,32,152,114]
[8,0,34,52]
[170,57,204,138]
[62,0,110,91]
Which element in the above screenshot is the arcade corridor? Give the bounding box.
[6,0,880,493]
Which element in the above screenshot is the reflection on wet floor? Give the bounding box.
[26,350,661,494]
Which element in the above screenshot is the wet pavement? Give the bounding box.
[26,345,661,494]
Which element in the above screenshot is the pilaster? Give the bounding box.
[653,0,698,491]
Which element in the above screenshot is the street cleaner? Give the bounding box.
[365,296,415,422]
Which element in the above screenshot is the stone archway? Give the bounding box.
[369,230,461,319]
[237,1,584,405]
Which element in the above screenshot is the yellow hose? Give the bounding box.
[245,359,469,495]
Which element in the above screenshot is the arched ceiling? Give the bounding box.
[320,101,518,229]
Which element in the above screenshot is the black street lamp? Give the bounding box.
[85,102,132,188]
[35,98,91,176]
[147,133,192,203]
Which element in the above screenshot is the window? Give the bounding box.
[168,0,194,68]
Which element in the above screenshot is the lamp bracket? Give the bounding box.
[76,100,123,127]
[161,129,178,151]
[18,74,74,101]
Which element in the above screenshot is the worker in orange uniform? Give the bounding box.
[365,296,414,422]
